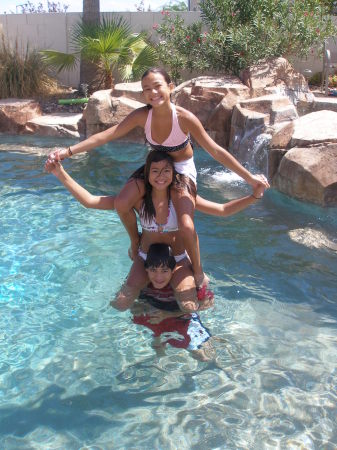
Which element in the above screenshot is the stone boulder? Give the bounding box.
[239,94,298,124]
[229,93,297,166]
[272,144,337,207]
[270,109,337,150]
[83,89,145,141]
[229,104,269,155]
[270,122,294,149]
[25,113,84,138]
[290,110,337,147]
[268,147,288,180]
[0,99,42,134]
[241,57,309,99]
[174,86,224,127]
[174,75,250,146]
[296,96,337,117]
[113,81,144,103]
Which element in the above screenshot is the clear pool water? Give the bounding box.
[1,136,337,449]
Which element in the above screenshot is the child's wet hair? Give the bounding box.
[141,67,172,85]
[144,243,176,270]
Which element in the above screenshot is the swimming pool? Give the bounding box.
[1,136,337,449]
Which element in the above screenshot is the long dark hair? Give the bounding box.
[131,151,197,223]
[131,151,175,224]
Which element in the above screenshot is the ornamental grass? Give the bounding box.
[0,36,61,99]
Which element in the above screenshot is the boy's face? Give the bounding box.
[146,265,173,289]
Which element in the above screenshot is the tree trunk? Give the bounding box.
[80,0,100,91]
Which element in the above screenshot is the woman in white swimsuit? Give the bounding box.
[46,150,265,312]
[46,67,269,289]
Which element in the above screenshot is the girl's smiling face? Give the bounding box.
[148,160,173,190]
[146,265,173,289]
[141,72,174,107]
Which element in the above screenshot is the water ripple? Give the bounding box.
[0,140,336,449]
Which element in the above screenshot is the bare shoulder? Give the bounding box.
[175,105,198,132]
[127,177,146,197]
[129,106,149,127]
[175,105,196,121]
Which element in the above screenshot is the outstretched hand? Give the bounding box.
[249,174,270,189]
[249,174,269,199]
[44,157,62,176]
[47,148,68,164]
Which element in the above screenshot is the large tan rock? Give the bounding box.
[270,122,295,149]
[268,148,288,180]
[0,99,42,134]
[271,109,337,149]
[83,89,145,141]
[297,95,337,116]
[272,144,337,206]
[190,75,249,97]
[113,81,144,103]
[206,91,250,147]
[290,110,337,147]
[174,76,249,146]
[241,57,309,98]
[229,104,269,153]
[174,86,224,127]
[239,94,298,124]
[25,113,83,138]
[230,94,297,158]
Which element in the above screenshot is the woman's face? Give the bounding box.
[148,160,173,190]
[141,72,173,108]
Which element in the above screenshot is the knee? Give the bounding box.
[179,216,195,237]
[110,284,140,311]
[175,287,199,313]
[179,301,199,313]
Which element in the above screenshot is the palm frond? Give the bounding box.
[39,50,77,72]
[120,45,158,81]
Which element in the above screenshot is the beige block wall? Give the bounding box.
[0,11,201,87]
[0,12,336,88]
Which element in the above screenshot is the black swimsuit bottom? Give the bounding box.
[147,136,191,153]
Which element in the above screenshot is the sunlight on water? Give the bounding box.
[199,167,243,184]
[0,137,337,449]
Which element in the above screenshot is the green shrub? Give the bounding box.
[154,1,337,81]
[154,13,210,83]
[329,73,337,87]
[308,71,322,86]
[0,36,58,98]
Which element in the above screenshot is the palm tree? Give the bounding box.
[82,0,100,24]
[81,0,100,88]
[41,16,157,90]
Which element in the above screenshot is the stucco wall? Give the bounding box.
[0,11,200,87]
[0,12,336,88]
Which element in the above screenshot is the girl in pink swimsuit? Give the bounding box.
[47,67,269,289]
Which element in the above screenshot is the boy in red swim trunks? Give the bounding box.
[131,243,215,360]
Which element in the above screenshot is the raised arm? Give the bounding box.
[196,184,265,217]
[45,159,115,210]
[183,110,270,189]
[48,107,147,160]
